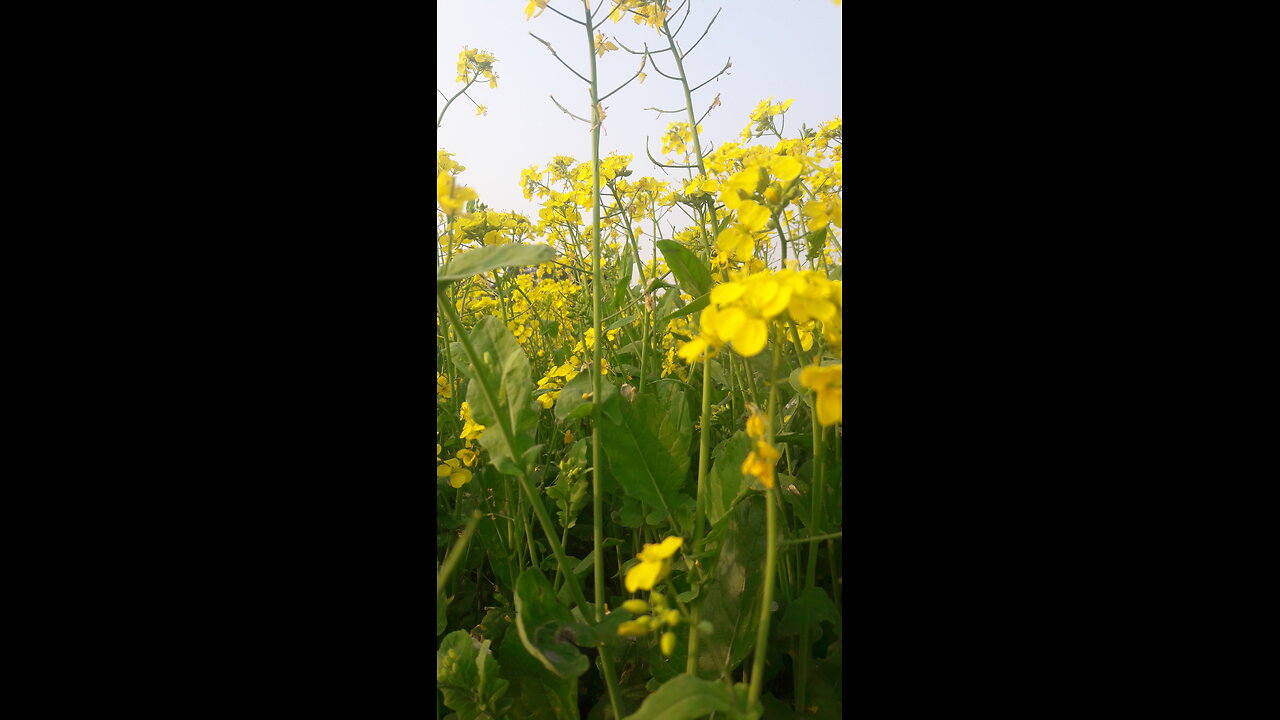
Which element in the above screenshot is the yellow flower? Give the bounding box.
[524,0,549,20]
[564,429,574,444]
[475,104,487,116]
[595,33,618,57]
[437,172,477,218]
[459,402,486,442]
[456,448,478,467]
[437,373,452,399]
[624,536,684,592]
[799,363,842,426]
[746,405,767,441]
[436,458,472,488]
[741,440,780,489]
[715,225,754,262]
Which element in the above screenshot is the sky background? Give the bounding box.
[437,0,842,253]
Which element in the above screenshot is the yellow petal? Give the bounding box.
[732,318,768,357]
[771,155,802,182]
[736,200,770,233]
[625,560,662,592]
[711,281,746,305]
[816,387,842,426]
[714,306,747,341]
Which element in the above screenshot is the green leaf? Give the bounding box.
[616,497,645,528]
[607,314,639,333]
[437,243,555,287]
[696,495,767,679]
[497,629,579,720]
[777,586,841,638]
[805,226,828,260]
[659,292,709,325]
[438,631,512,720]
[622,674,740,720]
[553,371,599,422]
[546,440,589,529]
[706,432,753,527]
[656,240,711,298]
[599,390,692,534]
[454,316,537,475]
[514,567,590,679]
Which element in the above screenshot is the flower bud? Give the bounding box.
[661,631,677,657]
[617,620,649,637]
[622,599,649,615]
[697,620,714,637]
[665,610,681,627]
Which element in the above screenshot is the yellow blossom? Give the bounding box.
[436,458,472,488]
[459,402,486,441]
[800,363,842,426]
[624,536,683,592]
[437,172,477,218]
[741,440,780,489]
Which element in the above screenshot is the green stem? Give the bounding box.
[796,376,828,712]
[436,510,482,595]
[583,9,625,720]
[686,350,715,671]
[747,331,784,708]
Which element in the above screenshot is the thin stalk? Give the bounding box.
[437,510,482,595]
[747,333,785,708]
[795,378,828,712]
[686,350,715,671]
[583,8,625,720]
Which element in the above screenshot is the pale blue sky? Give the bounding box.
[437,0,842,246]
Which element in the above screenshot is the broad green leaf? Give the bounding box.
[546,440,589,529]
[498,629,579,720]
[622,673,739,720]
[657,240,711,298]
[474,467,518,591]
[616,496,645,528]
[777,586,841,638]
[437,243,555,286]
[805,226,828,260]
[453,316,537,475]
[607,314,639,333]
[659,292,709,325]
[706,432,753,527]
[553,372,597,422]
[514,567,590,679]
[438,631,513,720]
[697,495,767,679]
[599,391,692,532]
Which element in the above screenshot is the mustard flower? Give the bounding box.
[800,364,842,426]
[742,440,780,489]
[624,536,684,593]
[437,458,472,488]
[459,402,485,442]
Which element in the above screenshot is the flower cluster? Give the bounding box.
[741,405,780,488]
[455,47,499,88]
[616,593,683,657]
